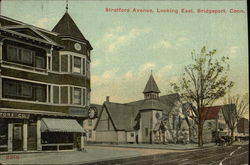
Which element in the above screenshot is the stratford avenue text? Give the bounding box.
[105,8,245,14]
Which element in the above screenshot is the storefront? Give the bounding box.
[0,111,86,153]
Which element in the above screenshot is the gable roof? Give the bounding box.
[143,74,160,93]
[3,25,59,45]
[126,93,180,113]
[52,12,86,41]
[104,102,138,131]
[202,106,221,120]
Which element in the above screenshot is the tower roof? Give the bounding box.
[52,12,86,41]
[143,74,160,93]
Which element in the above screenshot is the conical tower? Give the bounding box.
[143,73,160,99]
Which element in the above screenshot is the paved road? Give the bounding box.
[81,145,248,165]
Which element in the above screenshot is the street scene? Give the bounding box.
[0,0,249,164]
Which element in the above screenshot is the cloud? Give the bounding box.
[91,63,181,104]
[176,37,189,47]
[139,63,156,72]
[98,26,150,54]
[91,60,101,68]
[34,17,58,29]
[153,40,172,49]
[228,46,240,58]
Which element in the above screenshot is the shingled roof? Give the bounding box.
[139,99,166,111]
[104,102,139,131]
[202,106,221,120]
[52,12,86,41]
[143,75,160,93]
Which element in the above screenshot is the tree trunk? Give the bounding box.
[198,124,203,147]
[230,128,235,145]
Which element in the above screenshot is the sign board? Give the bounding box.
[0,112,30,119]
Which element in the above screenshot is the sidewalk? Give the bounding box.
[87,142,217,150]
[0,143,220,164]
[0,147,141,164]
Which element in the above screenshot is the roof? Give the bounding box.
[202,106,221,120]
[126,93,180,113]
[159,93,180,110]
[143,74,160,93]
[104,102,138,131]
[52,12,86,41]
[139,99,166,111]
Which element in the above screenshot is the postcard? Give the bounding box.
[0,0,248,164]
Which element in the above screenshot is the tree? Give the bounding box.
[222,93,249,144]
[171,47,233,147]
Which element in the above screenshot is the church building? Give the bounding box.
[94,74,190,144]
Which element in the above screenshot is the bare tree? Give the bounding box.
[222,93,249,144]
[171,47,233,147]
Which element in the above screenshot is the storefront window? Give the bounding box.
[0,119,8,151]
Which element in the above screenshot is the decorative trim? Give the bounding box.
[0,75,86,88]
[1,64,48,75]
[0,98,86,108]
[3,37,52,50]
[60,51,87,58]
[61,38,87,45]
[0,16,58,36]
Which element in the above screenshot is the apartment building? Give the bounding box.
[0,11,92,152]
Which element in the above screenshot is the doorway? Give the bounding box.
[13,123,23,151]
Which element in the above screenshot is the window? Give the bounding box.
[2,79,46,102]
[88,119,92,126]
[145,128,148,136]
[35,55,45,69]
[8,46,18,61]
[88,130,92,138]
[7,46,33,65]
[35,86,46,102]
[73,88,82,105]
[86,61,90,78]
[130,133,134,137]
[0,119,8,147]
[73,57,81,73]
[21,83,32,98]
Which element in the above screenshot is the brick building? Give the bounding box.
[0,10,92,152]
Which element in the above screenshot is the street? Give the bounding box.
[81,144,248,165]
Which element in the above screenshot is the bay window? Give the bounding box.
[73,88,82,105]
[73,57,81,73]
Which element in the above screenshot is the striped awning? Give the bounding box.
[41,118,86,133]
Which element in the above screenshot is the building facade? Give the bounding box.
[0,11,92,152]
[94,74,190,144]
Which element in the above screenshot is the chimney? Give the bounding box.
[106,96,110,102]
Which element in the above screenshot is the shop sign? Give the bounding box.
[0,112,30,119]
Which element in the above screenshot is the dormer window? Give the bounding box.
[73,56,81,73]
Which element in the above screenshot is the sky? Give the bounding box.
[1,0,248,106]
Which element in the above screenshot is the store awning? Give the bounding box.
[41,118,86,133]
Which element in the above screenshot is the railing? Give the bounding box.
[1,60,47,73]
[41,143,74,151]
